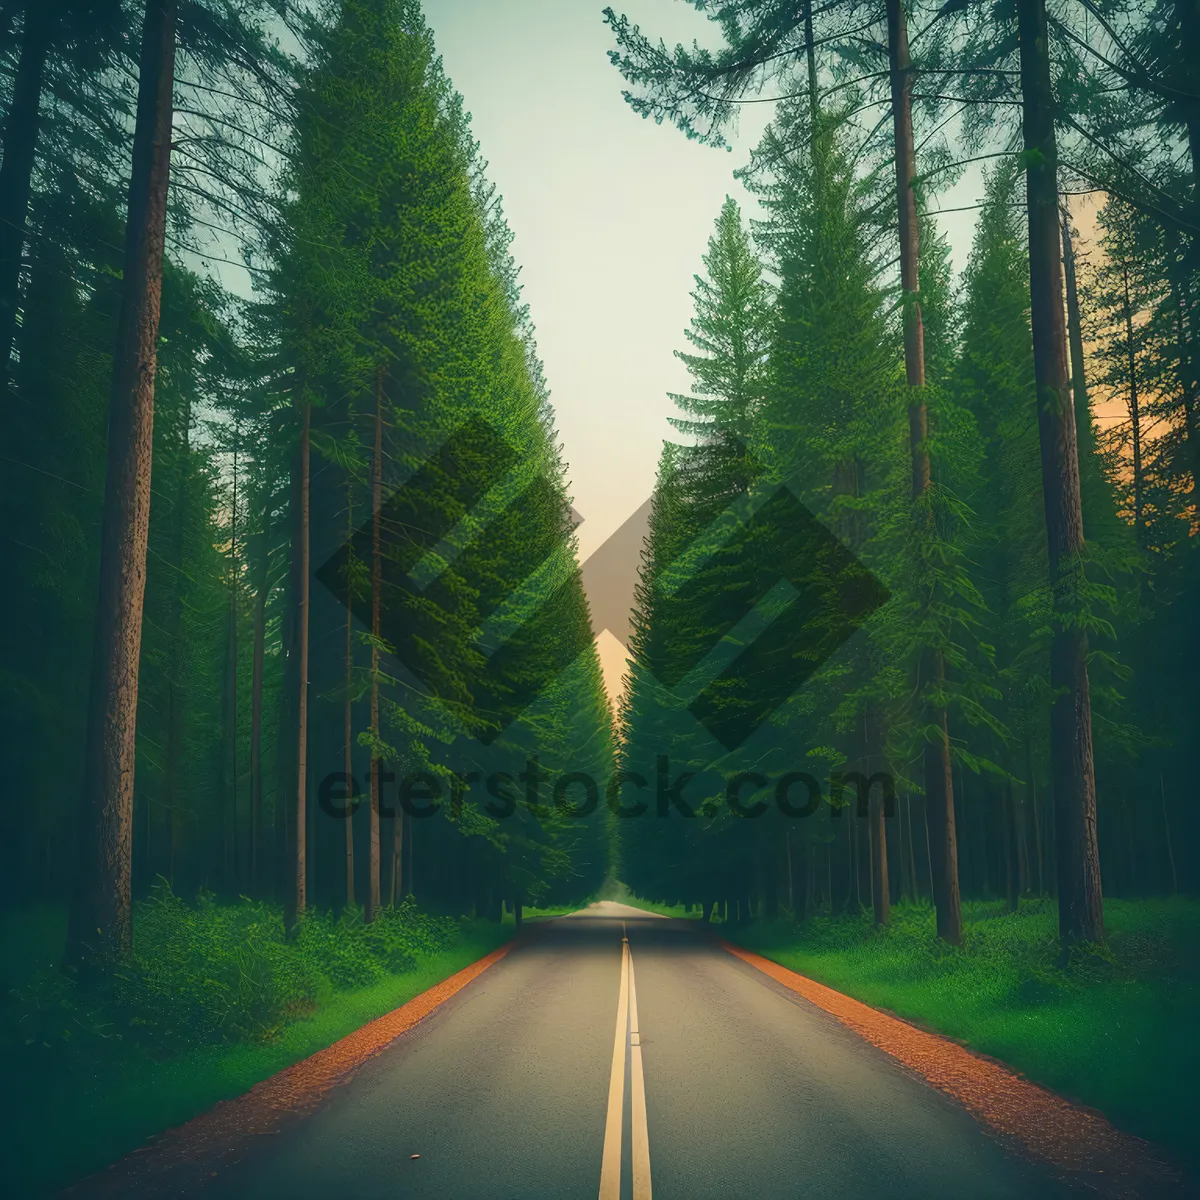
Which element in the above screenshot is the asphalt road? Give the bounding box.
[206,902,1073,1200]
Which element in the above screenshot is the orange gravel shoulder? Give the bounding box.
[722,941,1185,1199]
[63,942,513,1198]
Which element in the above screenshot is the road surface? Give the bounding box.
[206,902,1073,1199]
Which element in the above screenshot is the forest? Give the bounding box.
[1,0,1198,1192]
[610,0,1200,944]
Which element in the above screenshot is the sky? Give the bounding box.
[424,1,995,561]
[425,0,769,564]
[423,0,1000,698]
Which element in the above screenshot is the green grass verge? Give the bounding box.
[727,898,1200,1171]
[2,920,510,1198]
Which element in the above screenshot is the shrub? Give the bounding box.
[3,885,461,1059]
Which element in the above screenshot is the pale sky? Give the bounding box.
[424,0,994,699]
[425,0,770,562]
[425,0,990,565]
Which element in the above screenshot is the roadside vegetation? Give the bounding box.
[0,892,510,1197]
[0,3,609,1190]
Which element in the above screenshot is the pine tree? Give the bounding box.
[1016,0,1105,949]
[618,197,772,914]
[68,0,178,966]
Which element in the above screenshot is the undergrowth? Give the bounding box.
[1,889,503,1196]
[5,883,459,1058]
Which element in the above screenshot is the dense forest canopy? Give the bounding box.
[605,0,1200,949]
[3,2,1200,1194]
[0,0,612,968]
[0,0,1196,999]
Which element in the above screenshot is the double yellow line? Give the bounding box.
[599,923,652,1200]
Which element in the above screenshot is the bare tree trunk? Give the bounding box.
[1024,733,1044,894]
[920,791,935,901]
[1061,211,1096,462]
[1170,274,1200,492]
[390,807,404,905]
[802,1,818,127]
[904,794,919,901]
[365,369,383,923]
[1004,782,1022,912]
[68,0,177,967]
[285,399,311,933]
[407,799,415,902]
[225,436,240,890]
[1179,2,1200,199]
[1120,260,1145,542]
[343,492,356,909]
[1018,0,1105,949]
[924,703,962,943]
[0,4,52,388]
[163,395,191,891]
[887,0,962,946]
[249,525,268,897]
[870,788,890,927]
[1014,782,1030,897]
[866,712,890,927]
[847,814,862,915]
[786,828,794,917]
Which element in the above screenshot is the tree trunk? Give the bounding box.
[343,492,356,909]
[865,711,890,927]
[904,793,919,901]
[407,797,415,901]
[67,0,177,967]
[225,437,240,890]
[887,0,961,946]
[285,399,311,932]
[390,807,404,905]
[365,368,383,923]
[163,394,191,892]
[1120,260,1145,542]
[1060,211,1096,461]
[925,701,962,944]
[1014,782,1030,897]
[1004,782,1021,912]
[1017,0,1105,949]
[869,785,890,926]
[249,526,267,897]
[1024,733,1044,894]
[1170,274,1200,492]
[802,1,818,127]
[1178,2,1200,199]
[0,4,52,388]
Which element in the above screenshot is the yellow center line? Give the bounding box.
[628,940,652,1199]
[599,934,630,1199]
[599,922,652,1200]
